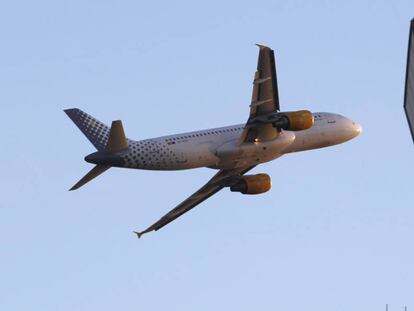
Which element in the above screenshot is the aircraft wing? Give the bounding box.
[135,166,255,238]
[404,18,414,143]
[240,44,280,143]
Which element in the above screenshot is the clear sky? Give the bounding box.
[1,1,414,310]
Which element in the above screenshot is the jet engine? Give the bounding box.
[230,174,271,195]
[273,110,314,131]
[246,110,314,131]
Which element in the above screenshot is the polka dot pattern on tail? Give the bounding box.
[65,108,110,151]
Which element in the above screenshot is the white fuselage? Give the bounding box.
[121,112,361,171]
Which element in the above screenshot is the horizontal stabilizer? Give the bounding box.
[106,120,128,153]
[70,165,110,191]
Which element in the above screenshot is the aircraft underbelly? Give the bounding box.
[214,131,295,169]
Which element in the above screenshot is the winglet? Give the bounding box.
[133,227,154,238]
[255,44,269,49]
[133,231,143,239]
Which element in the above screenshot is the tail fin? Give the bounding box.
[65,109,130,190]
[64,108,111,151]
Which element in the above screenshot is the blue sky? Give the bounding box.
[1,1,414,310]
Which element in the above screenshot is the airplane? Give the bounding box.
[404,18,414,142]
[65,45,362,238]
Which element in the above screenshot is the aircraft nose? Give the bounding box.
[351,121,362,137]
[345,119,362,140]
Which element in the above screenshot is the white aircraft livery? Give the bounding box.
[65,45,361,238]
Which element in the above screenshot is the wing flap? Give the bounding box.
[240,45,281,143]
[251,44,280,114]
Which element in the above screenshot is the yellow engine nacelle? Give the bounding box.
[282,110,314,131]
[230,174,272,195]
